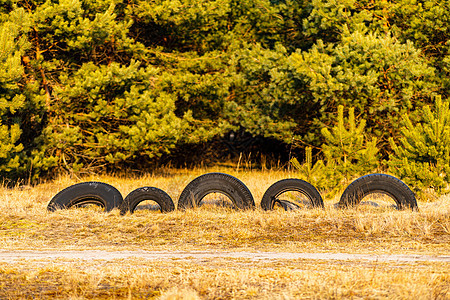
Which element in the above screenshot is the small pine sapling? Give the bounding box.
[321,105,380,197]
[292,106,380,199]
[290,146,328,190]
[389,96,450,198]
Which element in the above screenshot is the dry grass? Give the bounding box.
[0,166,449,299]
[1,257,448,299]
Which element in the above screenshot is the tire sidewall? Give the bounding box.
[120,187,175,214]
[339,174,417,210]
[178,173,255,210]
[261,178,324,210]
[48,182,123,212]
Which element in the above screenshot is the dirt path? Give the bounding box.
[1,250,449,263]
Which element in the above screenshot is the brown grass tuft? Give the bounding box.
[159,287,201,300]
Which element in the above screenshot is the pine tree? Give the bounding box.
[290,147,327,190]
[292,105,380,198]
[284,29,437,146]
[1,0,449,181]
[321,106,380,178]
[320,105,380,196]
[389,96,450,196]
[0,21,28,176]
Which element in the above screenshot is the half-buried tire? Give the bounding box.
[338,174,418,210]
[47,182,123,212]
[120,187,175,215]
[261,178,324,210]
[177,172,255,210]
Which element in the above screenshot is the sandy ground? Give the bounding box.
[1,250,449,264]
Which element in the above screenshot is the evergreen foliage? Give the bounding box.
[0,17,43,179]
[321,105,380,183]
[38,60,221,174]
[0,0,448,193]
[389,96,450,196]
[283,29,437,143]
[290,147,327,190]
[292,106,380,197]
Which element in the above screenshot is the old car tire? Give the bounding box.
[338,174,418,210]
[47,182,123,212]
[177,172,255,210]
[120,187,175,215]
[261,178,324,210]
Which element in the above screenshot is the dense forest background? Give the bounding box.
[1,0,449,194]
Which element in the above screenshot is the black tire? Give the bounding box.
[261,179,324,210]
[338,174,418,210]
[47,182,123,212]
[177,172,255,210]
[120,187,175,215]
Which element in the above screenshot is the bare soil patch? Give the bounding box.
[1,250,449,263]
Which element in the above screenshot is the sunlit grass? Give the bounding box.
[0,166,449,299]
[0,167,449,253]
[1,257,448,299]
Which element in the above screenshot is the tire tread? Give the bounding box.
[261,178,324,210]
[178,172,255,210]
[120,187,175,214]
[47,182,123,212]
[338,174,417,210]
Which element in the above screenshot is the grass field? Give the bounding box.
[0,167,449,299]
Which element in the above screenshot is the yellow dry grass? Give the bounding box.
[1,258,449,299]
[0,166,449,299]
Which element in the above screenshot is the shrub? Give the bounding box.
[389,96,450,197]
